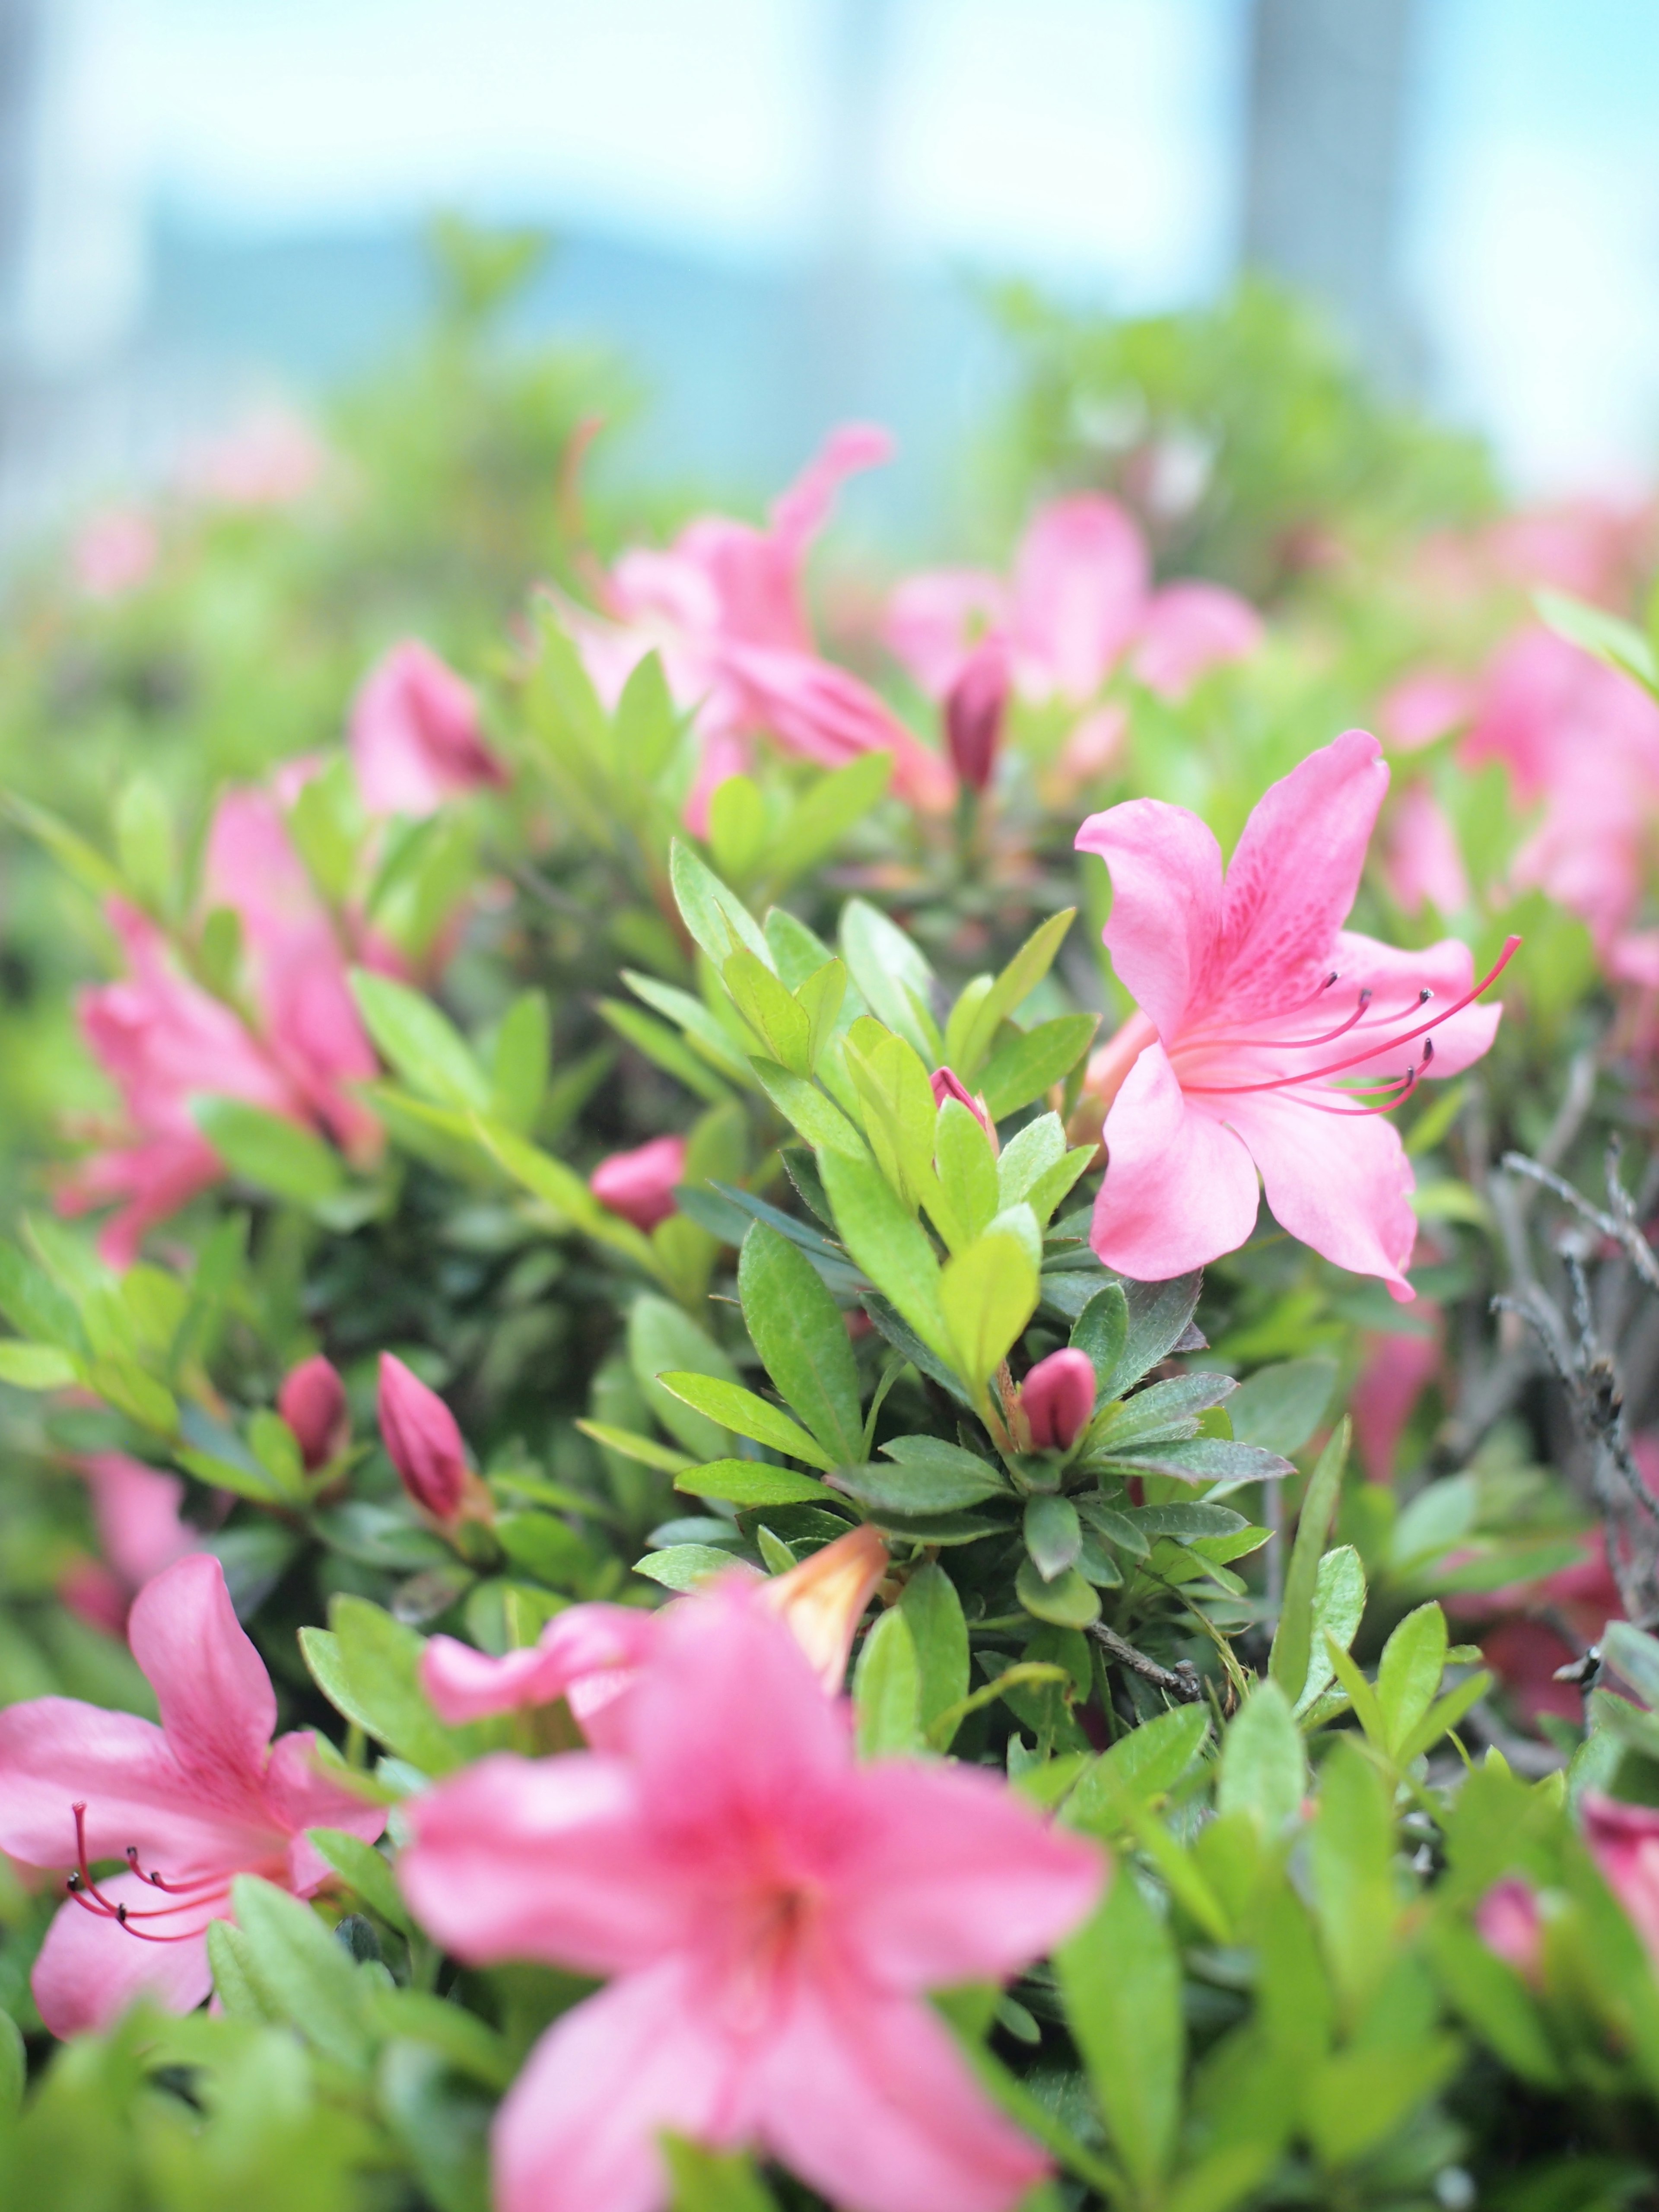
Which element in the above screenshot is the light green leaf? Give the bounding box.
[1057,1865,1182,2193]
[634,1543,739,1590]
[0,1341,79,1389]
[1269,1416,1350,1698]
[839,899,939,1062]
[229,1874,373,2070]
[351,969,490,1110]
[670,839,774,969]
[471,1116,658,1271]
[854,1604,924,1756]
[1295,1544,1367,1715]
[980,1014,1099,1119]
[656,1371,833,1469]
[1217,1680,1306,1836]
[737,1222,864,1463]
[902,1563,970,1743]
[306,1828,410,1934]
[751,1058,868,1159]
[765,750,892,885]
[956,908,1075,1078]
[1071,1284,1129,1388]
[1015,1557,1100,1628]
[1376,1600,1448,1758]
[599,998,737,1105]
[936,1096,1001,1242]
[1537,585,1657,692]
[192,1096,346,1205]
[674,1458,837,1508]
[489,990,551,1131]
[818,1147,950,1361]
[1229,1357,1338,1458]
[940,1230,1038,1388]
[629,1297,738,1459]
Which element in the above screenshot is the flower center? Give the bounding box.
[63,1802,230,1943]
[1170,935,1519,1116]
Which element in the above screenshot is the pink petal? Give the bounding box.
[419,1605,660,1726]
[0,1697,253,1872]
[1351,1328,1441,1484]
[76,1453,197,1589]
[830,1761,1102,1991]
[263,1731,388,1882]
[1379,669,1475,753]
[1010,495,1148,703]
[768,421,895,556]
[1205,730,1389,1017]
[1224,1086,1418,1300]
[349,639,504,818]
[1327,931,1501,1081]
[1092,1044,1261,1281]
[1075,797,1224,1040]
[127,1554,278,1789]
[493,1962,739,2212]
[399,1753,689,1976]
[1378,783,1471,917]
[883,569,1007,699]
[758,1976,1048,2212]
[722,641,955,810]
[31,1871,219,2037]
[1131,582,1262,700]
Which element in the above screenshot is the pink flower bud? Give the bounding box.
[944,638,1011,794]
[1020,1348,1097,1452]
[278,1354,350,1471]
[930,1068,996,1143]
[1474,1876,1543,1983]
[378,1353,470,1522]
[590,1134,687,1232]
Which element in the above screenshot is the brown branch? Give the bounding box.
[1088,1623,1205,1703]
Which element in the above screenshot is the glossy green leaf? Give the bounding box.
[979,1013,1099,1119]
[737,1222,864,1463]
[674,1458,837,1508]
[854,1604,924,1756]
[940,1230,1037,1388]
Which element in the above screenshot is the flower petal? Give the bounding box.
[127,1554,277,1789]
[1225,1085,1418,1300]
[264,1731,388,1888]
[1208,730,1389,1015]
[1132,582,1261,700]
[31,1872,220,2037]
[420,1605,659,1726]
[399,1753,687,1976]
[1328,931,1500,1081]
[758,1977,1049,2212]
[1075,800,1224,1041]
[493,1963,738,2212]
[0,1698,248,1872]
[884,568,1007,699]
[830,1761,1103,1991]
[1010,495,1147,703]
[1093,1046,1260,1279]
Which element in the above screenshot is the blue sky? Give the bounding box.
[31,0,1659,491]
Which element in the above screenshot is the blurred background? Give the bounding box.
[0,0,1656,553]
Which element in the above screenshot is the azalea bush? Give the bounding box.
[5,236,1659,2212]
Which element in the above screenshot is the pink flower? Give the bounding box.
[560,425,954,827]
[1350,1326,1441,1483]
[1020,1349,1096,1452]
[886,493,1260,711]
[183,407,325,509]
[1583,1793,1659,1966]
[944,638,1011,792]
[350,640,508,819]
[277,1355,350,1471]
[1475,1877,1543,1982]
[1378,670,1475,754]
[590,1135,687,1233]
[930,1067,995,1144]
[1075,731,1509,1297]
[58,1451,201,1636]
[73,509,159,601]
[378,1354,477,1524]
[399,1578,1101,2212]
[0,1553,385,2037]
[1380,782,1470,918]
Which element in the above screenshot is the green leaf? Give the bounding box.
[940,1230,1038,1389]
[207,1920,280,2022]
[1217,1680,1306,1836]
[1015,1557,1100,1628]
[765,750,892,885]
[229,1875,373,2070]
[853,1604,923,1755]
[1427,1920,1564,2088]
[303,1597,463,1773]
[737,1222,864,1463]
[599,998,737,1106]
[664,2137,781,2212]
[1070,1283,1129,1387]
[473,1116,658,1270]
[496,1511,590,1587]
[1024,1494,1082,1581]
[114,775,177,915]
[351,969,490,1110]
[901,1562,970,1743]
[634,1544,739,1590]
[1067,1705,1211,1831]
[1229,1357,1338,1457]
[842,1018,941,1213]
[1537,585,1658,692]
[674,1458,837,1509]
[839,899,939,1062]
[1105,1272,1204,1396]
[489,990,551,1132]
[629,1297,738,1459]
[724,947,812,1074]
[1295,1544,1367,1715]
[1308,1739,1397,2013]
[1395,1667,1492,1765]
[6,791,124,900]
[306,1828,411,1934]
[0,1238,85,1350]
[751,1058,868,1159]
[707,773,768,883]
[956,908,1075,1078]
[193,1095,346,1205]
[614,649,681,782]
[979,1014,1098,1119]
[1269,1416,1350,1698]
[574,1420,694,1476]
[935,1097,1001,1243]
[655,1370,834,1469]
[1057,1865,1182,2193]
[817,1146,950,1361]
[0,2007,23,2118]
[841,1436,1011,1511]
[1375,1600,1449,1758]
[0,1341,79,1389]
[623,970,755,1085]
[792,960,848,1074]
[670,839,774,969]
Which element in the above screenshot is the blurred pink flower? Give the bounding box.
[944,638,1011,792]
[1378,670,1475,754]
[1475,1877,1543,1982]
[277,1355,350,1471]
[590,1134,687,1233]
[400,1576,1101,2212]
[1380,782,1470,917]
[1020,1349,1097,1453]
[58,1452,200,1638]
[886,493,1261,712]
[183,407,325,508]
[0,1553,384,2037]
[73,509,159,601]
[350,639,508,818]
[1350,1325,1441,1483]
[1583,1793,1659,1965]
[559,424,953,827]
[1076,731,1507,1296]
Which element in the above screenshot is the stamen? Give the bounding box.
[64,1802,226,1943]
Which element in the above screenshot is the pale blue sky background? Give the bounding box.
[22,0,1659,493]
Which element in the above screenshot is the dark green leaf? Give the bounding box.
[737,1223,864,1463]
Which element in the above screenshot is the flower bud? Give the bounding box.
[378,1353,470,1522]
[590,1134,687,1233]
[1020,1348,1097,1453]
[930,1067,996,1144]
[944,639,1010,794]
[277,1354,350,1471]
[758,1524,890,1694]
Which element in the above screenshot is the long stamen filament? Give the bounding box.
[65,1803,226,1943]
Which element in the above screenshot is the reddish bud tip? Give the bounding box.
[378,1353,469,1522]
[590,1134,688,1233]
[944,639,1011,794]
[277,1354,350,1471]
[930,1066,997,1144]
[1020,1348,1097,1453]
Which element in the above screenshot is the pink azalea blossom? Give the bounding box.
[0,1553,385,2036]
[590,1134,687,1232]
[1475,1877,1543,1982]
[1020,1349,1097,1452]
[559,424,954,827]
[349,639,508,819]
[58,1452,201,1637]
[73,508,159,601]
[1583,1793,1659,1965]
[399,1576,1101,2212]
[1380,781,1471,918]
[1075,731,1508,1297]
[886,493,1261,712]
[1378,669,1475,754]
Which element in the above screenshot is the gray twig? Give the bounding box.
[1089,1623,1205,1703]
